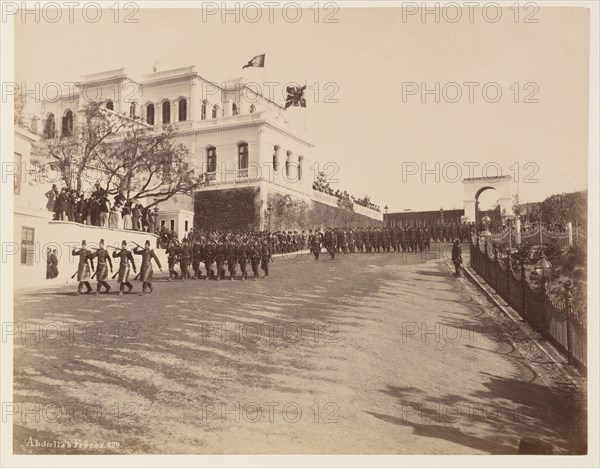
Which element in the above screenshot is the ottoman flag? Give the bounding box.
[242,53,265,69]
[285,85,307,109]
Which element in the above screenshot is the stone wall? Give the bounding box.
[13,217,159,290]
[268,192,382,231]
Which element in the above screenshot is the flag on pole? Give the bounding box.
[285,85,307,109]
[242,54,266,69]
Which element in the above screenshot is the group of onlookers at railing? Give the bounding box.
[311,182,381,212]
[44,183,158,233]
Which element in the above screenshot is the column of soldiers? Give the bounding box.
[70,223,474,295]
[304,223,475,258]
[164,231,273,282]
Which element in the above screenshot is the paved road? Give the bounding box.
[12,247,586,454]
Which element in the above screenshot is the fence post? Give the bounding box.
[567,222,573,247]
[493,243,499,289]
[506,248,511,301]
[565,281,573,364]
[520,259,527,313]
[484,239,488,280]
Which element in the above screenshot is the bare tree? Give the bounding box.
[34,101,206,206]
[93,123,206,208]
[33,101,127,192]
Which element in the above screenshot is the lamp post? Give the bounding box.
[534,253,553,291]
[479,215,492,247]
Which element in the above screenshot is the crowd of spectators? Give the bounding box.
[312,180,381,213]
[44,183,158,233]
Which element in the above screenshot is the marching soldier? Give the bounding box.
[226,237,238,280]
[391,227,399,253]
[325,228,337,260]
[72,240,94,295]
[192,238,203,279]
[133,240,162,294]
[166,240,180,281]
[365,228,373,253]
[215,238,226,280]
[237,238,249,280]
[90,239,113,295]
[180,237,192,281]
[250,240,261,280]
[204,238,216,279]
[311,229,322,261]
[260,238,271,277]
[112,240,136,295]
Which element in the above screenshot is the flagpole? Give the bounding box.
[304,81,307,134]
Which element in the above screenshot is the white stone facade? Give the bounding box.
[39,65,382,229]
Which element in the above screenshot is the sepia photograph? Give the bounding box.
[1,1,598,466]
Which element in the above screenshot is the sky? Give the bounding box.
[14,4,590,212]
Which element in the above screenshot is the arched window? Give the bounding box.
[272,145,279,171]
[201,100,207,120]
[146,104,155,125]
[212,105,219,119]
[298,155,303,181]
[249,104,255,114]
[43,113,55,139]
[106,101,114,111]
[61,110,74,137]
[238,143,249,170]
[130,102,137,118]
[206,146,217,173]
[232,103,238,116]
[285,150,292,177]
[178,98,187,121]
[162,101,171,124]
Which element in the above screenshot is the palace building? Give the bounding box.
[39,65,383,234]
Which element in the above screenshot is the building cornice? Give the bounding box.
[174,118,314,148]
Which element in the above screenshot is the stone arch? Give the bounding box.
[463,176,512,225]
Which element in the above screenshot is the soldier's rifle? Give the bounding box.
[71,248,96,278]
[111,245,137,279]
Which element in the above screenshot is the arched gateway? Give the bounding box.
[462,175,513,224]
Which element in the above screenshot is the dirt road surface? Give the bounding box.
[12,249,586,454]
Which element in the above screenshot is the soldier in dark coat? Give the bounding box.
[72,240,94,295]
[215,239,226,280]
[249,240,261,280]
[90,239,113,294]
[133,240,162,293]
[451,239,463,277]
[237,238,249,280]
[260,239,271,277]
[324,228,337,260]
[311,230,321,261]
[180,237,192,281]
[166,240,180,280]
[204,239,216,279]
[225,238,238,280]
[112,240,136,294]
[192,239,203,279]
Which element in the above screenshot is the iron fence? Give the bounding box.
[469,238,586,370]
